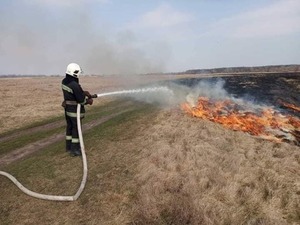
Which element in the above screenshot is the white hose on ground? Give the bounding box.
[0,104,87,201]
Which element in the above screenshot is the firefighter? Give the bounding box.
[61,63,93,156]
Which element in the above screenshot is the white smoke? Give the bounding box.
[184,79,230,107]
[106,79,232,108]
[169,78,273,112]
[0,2,171,75]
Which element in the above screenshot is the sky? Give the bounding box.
[0,0,300,75]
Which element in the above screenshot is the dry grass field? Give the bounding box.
[132,111,300,224]
[0,74,299,225]
[0,74,187,135]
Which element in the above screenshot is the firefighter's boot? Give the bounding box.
[70,149,82,157]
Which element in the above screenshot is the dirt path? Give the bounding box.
[0,101,134,143]
[0,109,133,167]
[0,120,65,143]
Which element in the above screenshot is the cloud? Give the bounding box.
[132,3,193,29]
[125,3,194,44]
[208,0,300,38]
[24,0,110,7]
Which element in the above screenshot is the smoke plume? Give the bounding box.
[150,79,272,112]
[0,2,170,75]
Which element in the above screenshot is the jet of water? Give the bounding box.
[97,86,174,97]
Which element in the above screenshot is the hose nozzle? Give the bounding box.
[91,94,97,98]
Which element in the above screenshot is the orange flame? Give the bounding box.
[281,102,300,113]
[182,98,300,144]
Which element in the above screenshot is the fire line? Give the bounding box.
[182,97,300,145]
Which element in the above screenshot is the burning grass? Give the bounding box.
[181,97,300,145]
[280,101,300,113]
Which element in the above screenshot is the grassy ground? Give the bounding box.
[1,100,299,225]
[0,101,158,225]
[0,99,134,157]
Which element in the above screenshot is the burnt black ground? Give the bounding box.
[174,73,300,116]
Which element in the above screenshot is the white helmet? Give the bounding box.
[66,63,83,78]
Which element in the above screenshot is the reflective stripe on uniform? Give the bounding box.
[66,135,72,140]
[66,111,85,118]
[72,138,80,143]
[62,84,73,93]
[65,100,77,105]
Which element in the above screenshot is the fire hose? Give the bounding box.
[0,87,173,201]
[0,103,86,201]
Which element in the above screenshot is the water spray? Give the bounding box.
[95,86,174,98]
[0,86,173,201]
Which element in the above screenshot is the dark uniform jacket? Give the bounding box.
[61,75,86,118]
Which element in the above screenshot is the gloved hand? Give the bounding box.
[61,100,66,108]
[86,98,93,105]
[84,91,92,99]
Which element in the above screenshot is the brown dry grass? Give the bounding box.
[132,110,300,225]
